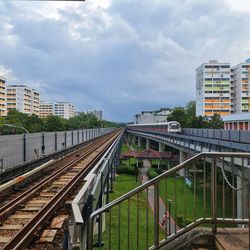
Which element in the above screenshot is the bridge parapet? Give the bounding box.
[70,130,123,249]
[127,129,250,153]
[87,152,250,249]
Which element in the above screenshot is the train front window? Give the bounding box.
[169,123,179,129]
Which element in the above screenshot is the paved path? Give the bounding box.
[126,143,178,235]
[141,159,178,235]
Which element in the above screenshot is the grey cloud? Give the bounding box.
[0,0,250,121]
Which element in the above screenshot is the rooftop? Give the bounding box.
[222,113,250,122]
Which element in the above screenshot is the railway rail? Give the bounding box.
[0,129,122,250]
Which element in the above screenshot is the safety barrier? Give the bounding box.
[0,128,115,171]
[87,152,250,249]
[70,130,123,249]
[182,128,250,144]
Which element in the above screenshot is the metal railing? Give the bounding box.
[70,131,123,249]
[87,152,250,249]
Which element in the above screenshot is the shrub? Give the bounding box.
[117,165,137,175]
[147,168,159,179]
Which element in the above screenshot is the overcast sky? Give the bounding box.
[1,0,250,122]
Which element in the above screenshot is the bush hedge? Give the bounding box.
[117,165,137,175]
[147,168,159,179]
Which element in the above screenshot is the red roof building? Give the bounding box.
[136,149,172,160]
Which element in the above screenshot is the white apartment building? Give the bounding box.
[196,59,250,118]
[196,60,231,117]
[6,85,40,115]
[39,101,53,118]
[231,62,250,113]
[134,109,172,124]
[53,102,75,119]
[84,110,103,120]
[0,77,6,116]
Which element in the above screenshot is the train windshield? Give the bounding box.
[169,123,179,129]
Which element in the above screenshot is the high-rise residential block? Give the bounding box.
[196,60,231,117]
[53,102,75,119]
[83,110,103,120]
[39,101,53,118]
[6,85,40,115]
[0,77,6,116]
[231,62,250,113]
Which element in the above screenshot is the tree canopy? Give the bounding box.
[0,110,118,135]
[168,101,224,129]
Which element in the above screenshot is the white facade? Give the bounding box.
[231,62,250,113]
[196,60,250,118]
[83,110,103,120]
[53,102,75,119]
[134,109,172,124]
[6,85,40,115]
[196,60,231,117]
[0,77,6,116]
[39,101,53,118]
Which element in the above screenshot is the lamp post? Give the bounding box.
[3,124,30,134]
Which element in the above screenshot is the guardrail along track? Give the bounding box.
[0,133,115,208]
[0,132,116,209]
[0,130,121,250]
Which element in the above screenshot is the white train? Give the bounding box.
[127,121,181,133]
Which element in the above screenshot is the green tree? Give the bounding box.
[168,107,187,127]
[44,115,65,131]
[209,114,223,129]
[185,101,196,127]
[23,114,44,133]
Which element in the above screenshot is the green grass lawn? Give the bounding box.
[121,143,130,153]
[158,176,233,227]
[93,171,235,249]
[130,143,143,152]
[94,174,164,250]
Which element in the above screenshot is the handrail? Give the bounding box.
[72,131,123,224]
[87,150,250,249]
[90,152,250,217]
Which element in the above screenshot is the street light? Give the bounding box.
[3,124,30,134]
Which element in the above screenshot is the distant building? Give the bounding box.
[134,108,172,124]
[0,77,6,116]
[196,59,250,118]
[196,60,231,118]
[222,113,250,130]
[39,101,53,118]
[6,85,40,115]
[53,102,75,119]
[231,62,250,113]
[83,110,103,120]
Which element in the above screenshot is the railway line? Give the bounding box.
[0,131,115,207]
[0,129,122,250]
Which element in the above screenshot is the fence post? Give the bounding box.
[55,132,57,151]
[247,166,250,247]
[65,131,67,148]
[72,130,74,146]
[211,156,217,233]
[23,134,27,162]
[42,132,45,155]
[154,181,159,249]
[78,130,80,144]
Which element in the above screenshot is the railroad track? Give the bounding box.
[0,129,121,250]
[0,131,115,208]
